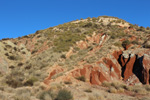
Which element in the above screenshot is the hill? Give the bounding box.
[0,16,150,100]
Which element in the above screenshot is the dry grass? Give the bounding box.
[109,87,117,93]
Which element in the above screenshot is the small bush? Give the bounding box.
[56,89,73,100]
[84,89,92,93]
[64,81,72,84]
[124,86,133,91]
[134,87,147,94]
[18,62,23,67]
[76,76,86,82]
[109,87,117,93]
[5,53,9,56]
[31,49,38,54]
[38,90,54,100]
[61,54,66,59]
[111,82,120,89]
[5,71,24,88]
[83,22,93,27]
[144,85,150,91]
[122,40,130,48]
[8,55,17,60]
[24,77,38,86]
[131,40,139,45]
[118,87,125,93]
[102,81,111,87]
[114,42,122,47]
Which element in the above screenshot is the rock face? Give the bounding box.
[141,54,150,84]
[44,65,64,85]
[118,50,150,85]
[119,51,136,81]
[42,31,150,86]
[44,47,150,86]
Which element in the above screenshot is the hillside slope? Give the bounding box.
[0,16,150,100]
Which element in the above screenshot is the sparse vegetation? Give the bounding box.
[0,15,150,100]
[76,76,86,82]
[56,89,73,100]
[84,89,92,93]
[122,40,130,48]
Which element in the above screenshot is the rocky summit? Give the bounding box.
[0,16,150,100]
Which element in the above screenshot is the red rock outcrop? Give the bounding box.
[70,51,122,85]
[118,49,150,85]
[76,40,88,49]
[142,54,150,84]
[119,52,136,81]
[44,65,64,85]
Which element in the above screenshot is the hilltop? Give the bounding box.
[0,16,150,100]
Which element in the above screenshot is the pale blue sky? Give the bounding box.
[0,0,150,39]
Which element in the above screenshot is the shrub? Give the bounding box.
[111,35,116,39]
[64,81,72,84]
[5,71,24,88]
[133,87,147,94]
[137,26,145,32]
[53,32,85,52]
[144,85,150,91]
[114,42,122,47]
[146,27,150,30]
[122,40,130,48]
[92,17,97,22]
[5,53,9,56]
[76,76,86,82]
[24,77,38,86]
[109,87,117,93]
[111,82,120,89]
[118,87,125,93]
[9,65,15,69]
[38,90,54,100]
[131,40,139,45]
[56,89,73,100]
[83,22,93,27]
[18,62,23,67]
[84,89,92,93]
[31,49,38,54]
[8,55,17,60]
[102,81,111,87]
[144,42,150,48]
[61,54,66,59]
[124,86,133,91]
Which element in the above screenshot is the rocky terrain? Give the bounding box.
[0,16,150,100]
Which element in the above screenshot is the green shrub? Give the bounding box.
[8,55,17,60]
[5,71,24,88]
[102,81,111,87]
[38,90,55,100]
[64,81,72,84]
[84,89,92,93]
[56,89,73,100]
[131,40,139,45]
[53,33,85,52]
[137,26,145,32]
[122,40,130,48]
[76,76,86,82]
[83,22,93,27]
[144,43,150,48]
[61,54,66,59]
[24,77,38,86]
[114,42,122,47]
[144,85,150,91]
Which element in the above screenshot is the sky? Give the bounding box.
[0,0,150,39]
